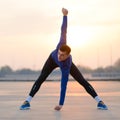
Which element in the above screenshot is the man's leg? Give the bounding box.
[70,63,98,98]
[29,55,58,97]
[70,63,108,110]
[20,54,58,110]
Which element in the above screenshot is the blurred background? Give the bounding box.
[0,0,120,81]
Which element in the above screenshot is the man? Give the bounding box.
[20,8,108,111]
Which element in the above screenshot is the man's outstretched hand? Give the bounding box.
[62,8,68,16]
[54,105,62,111]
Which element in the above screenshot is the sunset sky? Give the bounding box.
[0,0,120,70]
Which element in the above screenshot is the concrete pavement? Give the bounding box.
[0,81,120,120]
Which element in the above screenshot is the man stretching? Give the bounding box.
[20,8,108,111]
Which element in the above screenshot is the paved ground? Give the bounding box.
[0,81,120,120]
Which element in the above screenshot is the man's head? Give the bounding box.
[58,45,71,61]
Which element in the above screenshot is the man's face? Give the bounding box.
[58,50,69,61]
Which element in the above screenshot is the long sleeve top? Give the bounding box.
[51,16,72,105]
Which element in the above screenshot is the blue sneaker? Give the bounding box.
[97,101,108,110]
[20,101,30,110]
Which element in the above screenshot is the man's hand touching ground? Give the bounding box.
[54,105,63,111]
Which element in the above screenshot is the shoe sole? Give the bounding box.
[20,107,30,110]
[97,107,108,110]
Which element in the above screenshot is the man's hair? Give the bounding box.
[59,44,71,54]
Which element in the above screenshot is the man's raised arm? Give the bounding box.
[56,8,68,49]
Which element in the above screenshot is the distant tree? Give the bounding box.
[113,58,120,72]
[15,68,36,74]
[104,66,115,72]
[93,67,105,73]
[0,66,13,76]
[77,65,92,73]
[114,58,120,67]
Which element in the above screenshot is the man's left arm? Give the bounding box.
[54,69,69,111]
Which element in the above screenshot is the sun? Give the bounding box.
[67,26,92,48]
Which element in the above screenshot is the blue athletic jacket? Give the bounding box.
[51,16,72,105]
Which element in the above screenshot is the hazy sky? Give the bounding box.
[0,0,120,70]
